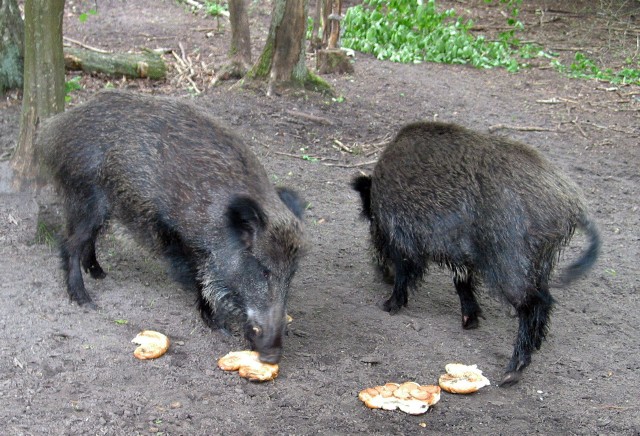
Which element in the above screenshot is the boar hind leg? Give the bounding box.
[379,257,422,314]
[453,271,482,330]
[501,285,554,386]
[62,227,100,308]
[81,231,106,279]
[61,193,108,308]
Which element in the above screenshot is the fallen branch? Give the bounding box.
[63,36,112,54]
[64,47,166,79]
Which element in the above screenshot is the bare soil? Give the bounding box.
[1,1,639,434]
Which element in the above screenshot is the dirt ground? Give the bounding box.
[1,0,639,434]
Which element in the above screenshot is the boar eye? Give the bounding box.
[262,269,271,279]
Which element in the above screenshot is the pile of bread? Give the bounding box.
[358,363,491,415]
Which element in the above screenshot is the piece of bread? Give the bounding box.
[358,381,441,415]
[131,330,170,360]
[438,363,490,394]
[218,350,279,382]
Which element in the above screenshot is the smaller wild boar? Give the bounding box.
[37,90,306,364]
[352,121,600,386]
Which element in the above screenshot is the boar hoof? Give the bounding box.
[76,299,97,310]
[88,266,107,280]
[462,314,479,330]
[499,371,522,387]
[377,297,401,314]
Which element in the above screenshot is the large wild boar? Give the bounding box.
[352,121,600,385]
[37,90,306,363]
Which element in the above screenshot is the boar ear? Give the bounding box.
[276,186,306,219]
[351,175,373,220]
[226,196,267,250]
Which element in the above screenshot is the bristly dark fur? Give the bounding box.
[351,175,373,220]
[37,90,305,363]
[352,121,600,386]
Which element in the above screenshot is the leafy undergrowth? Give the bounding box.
[341,0,640,85]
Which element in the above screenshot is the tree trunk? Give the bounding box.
[309,0,325,50]
[64,47,167,79]
[12,0,65,191]
[246,0,330,96]
[214,0,252,83]
[0,0,24,93]
[228,0,251,68]
[326,0,341,49]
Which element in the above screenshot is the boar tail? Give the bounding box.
[352,175,373,220]
[558,214,601,285]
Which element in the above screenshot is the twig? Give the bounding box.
[170,50,201,94]
[580,121,636,135]
[536,97,579,105]
[549,46,589,52]
[470,25,517,31]
[487,124,556,133]
[571,118,588,138]
[138,35,174,41]
[184,0,203,9]
[178,42,188,65]
[597,405,635,410]
[608,27,640,35]
[322,160,378,168]
[536,98,563,104]
[542,9,582,16]
[273,151,324,161]
[333,139,352,153]
[63,36,112,54]
[171,50,188,69]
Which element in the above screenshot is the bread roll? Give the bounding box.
[131,330,170,360]
[438,363,490,394]
[358,381,441,415]
[218,350,279,382]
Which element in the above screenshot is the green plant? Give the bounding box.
[342,0,530,71]
[484,0,524,45]
[65,76,83,103]
[553,52,640,85]
[78,8,97,23]
[204,0,228,18]
[302,154,318,162]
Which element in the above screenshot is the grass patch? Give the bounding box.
[34,220,57,248]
